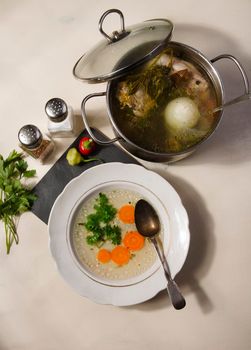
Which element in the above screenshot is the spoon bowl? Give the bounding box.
[134,199,160,238]
[135,199,186,310]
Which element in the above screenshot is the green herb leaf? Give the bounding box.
[16,159,28,174]
[83,193,121,246]
[23,169,36,178]
[0,150,37,254]
[103,224,121,245]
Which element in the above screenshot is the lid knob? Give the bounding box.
[98,9,128,43]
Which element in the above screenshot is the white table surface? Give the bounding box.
[0,1,251,349]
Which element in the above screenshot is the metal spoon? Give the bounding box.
[135,199,186,310]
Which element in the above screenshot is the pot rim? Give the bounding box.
[106,41,224,159]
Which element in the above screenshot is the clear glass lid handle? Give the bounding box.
[98,9,128,42]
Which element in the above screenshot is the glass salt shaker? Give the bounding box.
[18,124,54,163]
[45,98,77,137]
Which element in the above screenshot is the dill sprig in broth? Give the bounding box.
[126,64,173,103]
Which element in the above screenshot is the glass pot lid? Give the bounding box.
[73,9,173,83]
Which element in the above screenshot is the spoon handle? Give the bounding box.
[151,237,186,310]
[166,279,186,310]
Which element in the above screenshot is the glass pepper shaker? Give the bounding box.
[45,98,77,137]
[18,124,54,162]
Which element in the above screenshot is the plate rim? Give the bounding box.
[48,162,190,306]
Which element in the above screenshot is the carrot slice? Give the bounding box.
[97,248,111,263]
[123,231,145,251]
[118,204,135,224]
[111,246,130,265]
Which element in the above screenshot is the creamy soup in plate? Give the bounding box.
[70,188,159,284]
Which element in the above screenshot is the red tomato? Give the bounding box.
[78,137,96,155]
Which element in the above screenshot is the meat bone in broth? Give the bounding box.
[112,48,218,153]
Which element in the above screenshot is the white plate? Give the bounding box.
[48,163,190,306]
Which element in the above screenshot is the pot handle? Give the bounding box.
[211,54,250,107]
[81,92,120,145]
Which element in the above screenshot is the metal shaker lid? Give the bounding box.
[45,98,68,122]
[18,125,42,149]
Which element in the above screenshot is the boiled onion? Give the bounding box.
[164,97,200,130]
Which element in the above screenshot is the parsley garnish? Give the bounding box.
[0,150,37,254]
[83,193,121,246]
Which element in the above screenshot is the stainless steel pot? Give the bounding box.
[75,9,250,162]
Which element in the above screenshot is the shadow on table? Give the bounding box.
[172,23,251,166]
[119,23,251,311]
[126,171,215,313]
[91,22,250,167]
[69,23,251,168]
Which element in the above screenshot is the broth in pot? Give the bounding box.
[111,48,219,154]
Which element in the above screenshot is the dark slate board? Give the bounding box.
[31,128,140,224]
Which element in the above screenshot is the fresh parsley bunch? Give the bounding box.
[0,150,37,254]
